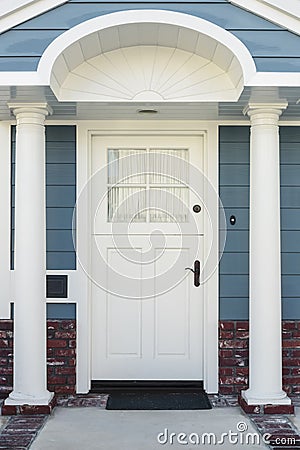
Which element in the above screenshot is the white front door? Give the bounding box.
[91,135,205,380]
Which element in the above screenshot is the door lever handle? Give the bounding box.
[185,260,200,287]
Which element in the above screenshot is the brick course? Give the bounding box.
[0,319,76,397]
[47,320,76,394]
[0,319,299,397]
[0,321,13,396]
[219,320,300,395]
[282,321,300,395]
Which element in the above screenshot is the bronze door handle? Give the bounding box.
[185,260,200,287]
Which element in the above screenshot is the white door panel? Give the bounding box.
[91,135,204,380]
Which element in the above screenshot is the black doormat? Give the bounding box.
[106,391,212,410]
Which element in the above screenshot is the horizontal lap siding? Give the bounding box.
[219,126,250,320]
[46,126,76,270]
[12,3,282,31]
[0,2,298,71]
[280,128,300,319]
[232,31,300,72]
[11,125,76,271]
[219,126,300,320]
[47,303,76,319]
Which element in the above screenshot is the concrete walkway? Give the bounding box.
[30,407,269,449]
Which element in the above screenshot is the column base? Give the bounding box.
[239,392,294,415]
[2,392,56,415]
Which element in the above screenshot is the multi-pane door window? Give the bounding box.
[107,148,189,223]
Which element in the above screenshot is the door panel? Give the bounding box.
[154,248,189,357]
[91,135,204,380]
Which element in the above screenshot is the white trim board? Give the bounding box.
[0,71,299,88]
[75,120,219,393]
[229,0,300,36]
[0,0,68,35]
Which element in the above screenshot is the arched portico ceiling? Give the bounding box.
[38,10,257,102]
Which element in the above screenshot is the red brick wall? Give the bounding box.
[282,321,300,395]
[0,320,13,397]
[1,319,299,397]
[219,320,300,395]
[219,321,249,395]
[47,320,76,394]
[0,319,76,397]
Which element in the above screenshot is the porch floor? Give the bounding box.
[1,395,300,449]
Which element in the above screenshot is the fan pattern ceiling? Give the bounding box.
[51,23,244,102]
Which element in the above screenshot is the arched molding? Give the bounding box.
[36,10,257,102]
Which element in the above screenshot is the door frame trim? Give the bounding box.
[76,121,219,393]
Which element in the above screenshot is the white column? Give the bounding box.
[5,103,53,406]
[242,102,290,405]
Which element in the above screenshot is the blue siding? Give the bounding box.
[0,1,297,72]
[281,166,300,186]
[46,164,76,185]
[281,128,300,142]
[254,58,300,73]
[219,187,249,208]
[0,57,40,71]
[282,299,300,320]
[220,253,248,274]
[47,252,76,270]
[220,165,249,186]
[47,230,75,252]
[220,274,249,297]
[232,31,300,57]
[46,126,76,270]
[219,126,300,320]
[47,208,74,229]
[219,126,250,320]
[281,187,300,208]
[46,186,76,207]
[281,210,300,231]
[219,298,249,320]
[223,230,249,252]
[11,303,76,319]
[0,30,63,56]
[280,127,300,318]
[11,125,76,270]
[14,3,282,31]
[47,303,76,319]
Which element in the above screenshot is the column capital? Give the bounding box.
[7,102,53,123]
[243,101,288,121]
